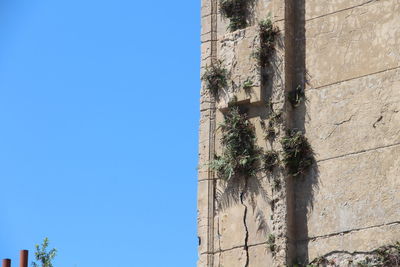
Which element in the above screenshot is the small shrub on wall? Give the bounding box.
[281,130,314,177]
[219,0,251,31]
[254,18,279,68]
[201,60,228,97]
[210,106,261,181]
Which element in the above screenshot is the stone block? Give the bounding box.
[201,39,213,60]
[198,180,212,255]
[217,26,261,108]
[201,0,212,18]
[203,244,274,267]
[295,144,400,240]
[305,0,400,88]
[248,244,274,267]
[215,26,285,109]
[305,68,400,160]
[214,247,247,267]
[201,15,212,37]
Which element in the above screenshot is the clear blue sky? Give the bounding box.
[0,0,200,266]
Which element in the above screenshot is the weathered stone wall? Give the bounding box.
[198,0,400,266]
[295,0,400,264]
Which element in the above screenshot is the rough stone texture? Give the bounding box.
[198,180,211,255]
[215,24,285,109]
[214,247,248,267]
[248,244,274,266]
[213,173,273,248]
[298,223,400,264]
[216,27,262,109]
[200,245,274,267]
[199,0,400,266]
[294,0,400,264]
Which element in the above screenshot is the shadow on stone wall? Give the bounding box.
[291,0,321,264]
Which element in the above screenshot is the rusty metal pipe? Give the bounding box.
[19,250,28,267]
[2,259,11,267]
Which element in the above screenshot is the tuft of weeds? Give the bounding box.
[267,234,276,253]
[272,177,281,189]
[210,106,261,181]
[227,95,239,107]
[253,18,279,68]
[312,256,329,266]
[261,104,282,142]
[260,119,276,141]
[219,0,250,31]
[373,242,400,266]
[201,60,228,97]
[281,130,314,177]
[306,242,400,267]
[266,123,276,141]
[269,111,282,140]
[288,85,306,107]
[243,78,254,91]
[263,150,279,173]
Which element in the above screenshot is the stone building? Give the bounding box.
[197,0,400,266]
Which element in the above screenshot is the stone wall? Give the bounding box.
[198,0,400,266]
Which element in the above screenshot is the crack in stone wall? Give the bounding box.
[305,0,379,21]
[240,187,250,267]
[309,65,400,91]
[299,221,400,243]
[317,142,400,163]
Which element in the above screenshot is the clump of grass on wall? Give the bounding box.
[243,78,254,91]
[263,150,279,173]
[357,242,400,267]
[268,110,282,141]
[210,106,261,181]
[201,60,228,97]
[281,130,314,177]
[219,0,250,31]
[267,234,276,253]
[307,242,400,267]
[260,105,282,142]
[254,18,279,68]
[288,85,306,108]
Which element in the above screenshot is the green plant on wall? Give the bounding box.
[242,78,254,91]
[260,104,282,142]
[219,0,251,31]
[302,242,400,267]
[281,130,314,177]
[268,111,282,141]
[253,18,279,68]
[288,85,306,107]
[201,60,228,97]
[210,105,261,181]
[266,122,276,140]
[267,234,276,253]
[263,150,279,173]
[357,242,400,267]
